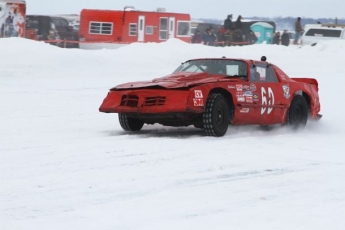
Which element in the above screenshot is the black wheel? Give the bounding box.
[203,94,229,137]
[118,113,144,131]
[260,125,273,131]
[287,95,308,129]
[193,123,203,129]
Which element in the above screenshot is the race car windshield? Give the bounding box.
[173,60,248,77]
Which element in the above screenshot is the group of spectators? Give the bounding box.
[271,17,303,46]
[192,15,304,47]
[191,14,257,46]
[272,30,291,46]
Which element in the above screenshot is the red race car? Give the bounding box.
[99,56,322,137]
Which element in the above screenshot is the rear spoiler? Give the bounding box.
[291,78,319,91]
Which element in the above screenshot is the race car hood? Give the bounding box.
[111,72,237,90]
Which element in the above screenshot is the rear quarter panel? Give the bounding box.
[273,65,321,119]
[287,80,321,118]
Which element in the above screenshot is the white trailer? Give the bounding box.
[0,0,26,38]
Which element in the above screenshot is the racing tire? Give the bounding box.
[203,93,229,137]
[287,95,308,129]
[118,113,144,131]
[260,125,273,131]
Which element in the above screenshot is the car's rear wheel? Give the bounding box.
[118,114,144,131]
[260,125,273,131]
[287,95,308,129]
[203,93,229,137]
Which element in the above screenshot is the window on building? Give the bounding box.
[89,22,113,35]
[129,23,137,36]
[177,21,190,36]
[159,18,168,40]
[146,26,153,34]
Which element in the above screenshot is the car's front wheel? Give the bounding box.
[203,93,229,137]
[287,95,308,129]
[118,114,144,131]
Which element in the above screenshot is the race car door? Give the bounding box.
[251,63,289,125]
[230,62,263,125]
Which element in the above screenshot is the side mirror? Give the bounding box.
[67,26,74,31]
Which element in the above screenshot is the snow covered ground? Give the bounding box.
[1,38,345,230]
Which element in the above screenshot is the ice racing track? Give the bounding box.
[1,38,345,230]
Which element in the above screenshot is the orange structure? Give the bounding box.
[79,7,191,49]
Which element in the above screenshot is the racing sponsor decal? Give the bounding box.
[261,87,275,115]
[243,85,250,90]
[250,83,257,92]
[194,90,203,98]
[253,93,259,101]
[246,96,253,103]
[282,84,290,99]
[243,91,253,96]
[236,84,243,91]
[193,98,204,106]
[236,92,244,97]
[228,85,235,89]
[237,96,245,102]
[240,108,250,113]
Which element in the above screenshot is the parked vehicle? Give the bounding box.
[285,31,295,42]
[55,14,79,32]
[0,0,26,38]
[71,22,79,31]
[99,56,322,137]
[301,23,345,46]
[25,15,79,48]
[78,7,191,49]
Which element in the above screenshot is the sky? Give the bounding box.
[1,38,345,230]
[25,0,345,20]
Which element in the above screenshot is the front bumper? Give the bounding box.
[99,89,204,114]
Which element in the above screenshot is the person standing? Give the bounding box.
[216,27,226,46]
[202,28,211,45]
[208,28,217,46]
[281,30,290,46]
[272,32,280,45]
[247,30,257,44]
[191,30,202,43]
[294,17,303,45]
[235,15,245,41]
[202,28,216,46]
[235,15,243,31]
[223,29,233,46]
[223,14,233,31]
